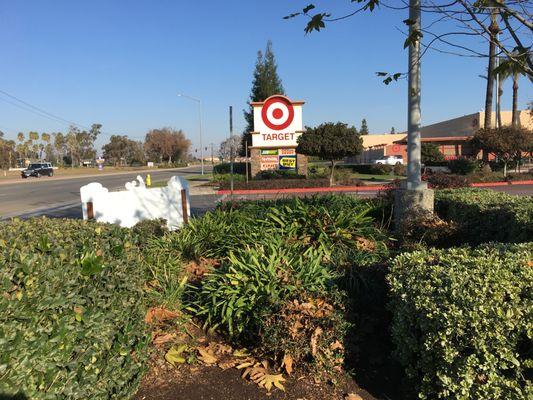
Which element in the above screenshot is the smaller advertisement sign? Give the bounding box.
[260,162,278,171]
[261,155,279,163]
[261,149,278,155]
[279,155,296,170]
[279,148,296,156]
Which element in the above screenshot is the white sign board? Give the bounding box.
[251,95,304,148]
[80,175,190,230]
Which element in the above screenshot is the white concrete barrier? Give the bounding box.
[80,175,190,230]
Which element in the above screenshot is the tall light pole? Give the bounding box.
[177,93,204,175]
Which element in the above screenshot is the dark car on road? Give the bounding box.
[21,162,54,178]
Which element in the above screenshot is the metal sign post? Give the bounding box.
[229,106,234,200]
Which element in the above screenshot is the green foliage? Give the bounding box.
[218,177,331,190]
[389,244,533,400]
[211,173,246,183]
[189,240,334,338]
[425,172,470,189]
[131,218,168,246]
[212,162,248,175]
[0,218,149,399]
[435,188,533,245]
[297,122,363,162]
[448,158,479,175]
[360,118,369,135]
[254,169,304,180]
[421,143,445,163]
[242,40,285,154]
[297,122,363,185]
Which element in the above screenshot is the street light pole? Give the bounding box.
[178,93,204,175]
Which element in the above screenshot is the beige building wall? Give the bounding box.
[420,110,532,138]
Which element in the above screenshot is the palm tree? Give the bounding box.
[495,54,526,128]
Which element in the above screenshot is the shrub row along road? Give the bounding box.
[0,165,218,219]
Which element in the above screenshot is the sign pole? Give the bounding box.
[229,106,234,200]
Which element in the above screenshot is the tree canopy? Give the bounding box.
[473,127,533,176]
[421,143,445,163]
[297,122,363,185]
[103,135,145,166]
[144,127,191,165]
[242,41,284,155]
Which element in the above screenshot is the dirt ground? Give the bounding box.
[134,355,377,400]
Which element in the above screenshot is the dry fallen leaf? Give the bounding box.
[345,393,363,400]
[330,340,344,351]
[310,327,323,357]
[197,346,217,364]
[241,361,285,392]
[281,353,294,375]
[153,333,176,346]
[145,307,179,324]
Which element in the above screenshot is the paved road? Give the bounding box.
[0,165,218,219]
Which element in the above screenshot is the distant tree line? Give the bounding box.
[0,125,192,171]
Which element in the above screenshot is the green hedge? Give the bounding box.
[389,244,533,399]
[213,162,248,175]
[435,188,533,244]
[0,218,149,399]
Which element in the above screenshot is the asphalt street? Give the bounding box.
[1,166,532,221]
[0,165,219,219]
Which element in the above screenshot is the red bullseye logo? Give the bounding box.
[261,96,295,130]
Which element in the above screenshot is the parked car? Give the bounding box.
[373,156,404,165]
[21,162,54,178]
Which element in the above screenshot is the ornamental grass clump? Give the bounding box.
[389,243,533,400]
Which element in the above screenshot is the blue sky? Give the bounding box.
[0,0,531,152]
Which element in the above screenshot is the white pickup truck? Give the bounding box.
[373,156,404,165]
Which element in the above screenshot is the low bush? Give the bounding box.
[213,162,249,175]
[424,172,470,189]
[435,188,533,244]
[0,218,149,399]
[254,169,304,180]
[218,178,331,190]
[211,173,246,183]
[389,244,533,400]
[190,240,334,338]
[467,171,533,183]
[448,158,479,175]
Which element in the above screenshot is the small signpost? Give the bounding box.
[249,95,307,176]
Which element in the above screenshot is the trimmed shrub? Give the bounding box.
[211,173,246,183]
[435,188,533,244]
[424,172,470,189]
[213,162,248,175]
[218,178,331,190]
[254,169,304,180]
[0,218,149,399]
[448,158,479,175]
[389,244,533,400]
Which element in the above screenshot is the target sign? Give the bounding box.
[261,96,295,131]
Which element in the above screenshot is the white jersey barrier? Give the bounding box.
[80,175,190,230]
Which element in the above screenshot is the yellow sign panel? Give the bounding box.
[279,156,296,169]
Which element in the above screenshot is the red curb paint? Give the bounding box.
[472,180,533,187]
[217,180,533,195]
[217,185,386,195]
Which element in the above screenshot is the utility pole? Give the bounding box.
[210,143,214,166]
[178,93,204,175]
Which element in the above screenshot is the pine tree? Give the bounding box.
[241,41,284,155]
[360,119,369,135]
[390,127,396,134]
